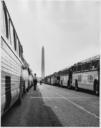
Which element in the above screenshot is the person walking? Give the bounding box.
[33,73,37,90]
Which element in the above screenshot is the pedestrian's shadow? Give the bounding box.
[26,87,63,127]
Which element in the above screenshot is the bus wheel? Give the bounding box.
[75,79,78,91]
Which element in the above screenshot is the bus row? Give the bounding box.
[44,55,100,95]
[1,1,33,116]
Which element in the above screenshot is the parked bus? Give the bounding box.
[71,55,100,94]
[1,1,32,116]
[44,55,100,95]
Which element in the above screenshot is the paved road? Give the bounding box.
[1,83,99,127]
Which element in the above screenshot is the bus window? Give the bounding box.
[3,3,9,38]
[20,45,23,60]
[9,21,14,46]
[13,29,17,51]
[19,43,21,58]
[16,38,19,55]
[18,41,20,57]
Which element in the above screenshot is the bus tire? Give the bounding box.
[75,79,78,91]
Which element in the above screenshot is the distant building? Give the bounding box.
[41,46,45,79]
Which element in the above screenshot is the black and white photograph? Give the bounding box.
[1,0,100,127]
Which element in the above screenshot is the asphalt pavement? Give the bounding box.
[1,83,99,127]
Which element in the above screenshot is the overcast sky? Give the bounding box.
[5,0,100,77]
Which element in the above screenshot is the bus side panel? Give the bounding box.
[22,69,29,92]
[60,75,69,87]
[47,77,51,84]
[1,37,22,115]
[25,81,28,91]
[51,77,54,85]
[51,77,55,85]
[72,71,98,91]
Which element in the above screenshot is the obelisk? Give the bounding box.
[41,46,45,79]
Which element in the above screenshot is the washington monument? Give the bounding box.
[41,46,45,79]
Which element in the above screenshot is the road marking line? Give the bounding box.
[56,93,99,119]
[30,97,63,99]
[29,96,94,99]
